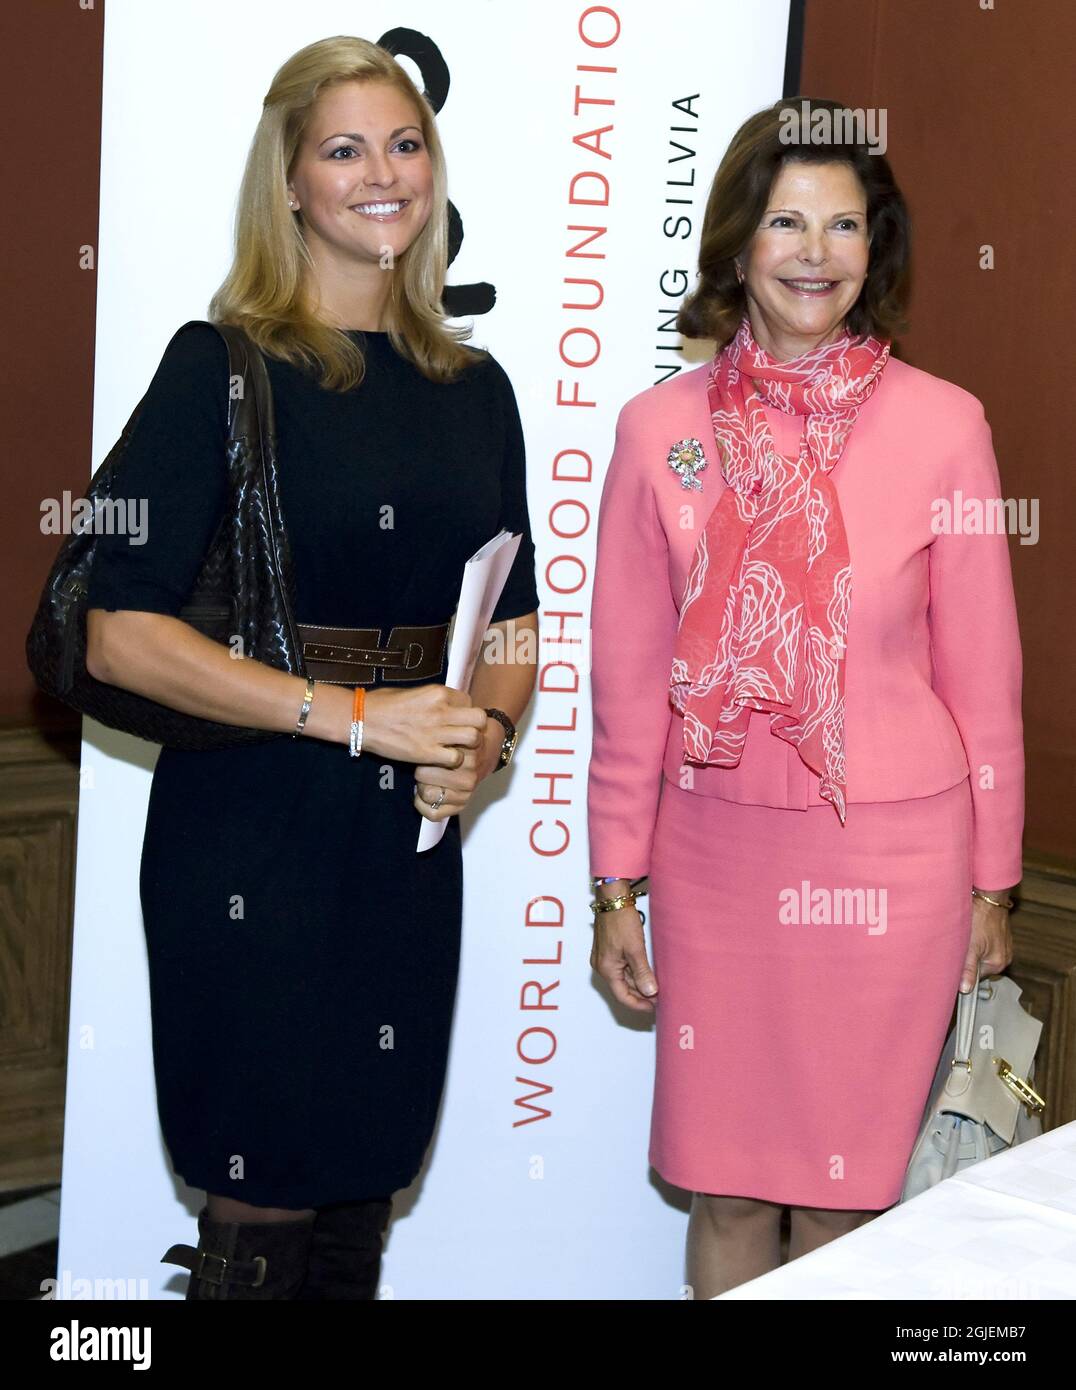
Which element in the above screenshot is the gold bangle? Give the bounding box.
[591,890,640,914]
[972,888,1014,910]
[590,891,646,929]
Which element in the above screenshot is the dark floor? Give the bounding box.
[0,1184,60,1300]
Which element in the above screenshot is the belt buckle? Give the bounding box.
[297,622,446,685]
[396,639,424,673]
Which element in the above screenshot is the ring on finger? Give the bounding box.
[429,787,447,810]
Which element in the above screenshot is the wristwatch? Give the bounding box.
[485,707,518,771]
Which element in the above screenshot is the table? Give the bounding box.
[718,1120,1076,1299]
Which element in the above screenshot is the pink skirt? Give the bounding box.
[647,776,973,1210]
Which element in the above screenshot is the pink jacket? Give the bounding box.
[587,355,1025,889]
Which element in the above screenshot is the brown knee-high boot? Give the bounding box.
[294,1196,392,1301]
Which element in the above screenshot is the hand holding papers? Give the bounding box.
[416,529,522,851]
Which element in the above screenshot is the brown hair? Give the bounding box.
[209,35,485,391]
[678,96,911,350]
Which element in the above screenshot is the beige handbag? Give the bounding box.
[900,964,1045,1202]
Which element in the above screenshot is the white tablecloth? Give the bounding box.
[719,1120,1076,1299]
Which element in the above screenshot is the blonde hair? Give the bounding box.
[208,35,484,389]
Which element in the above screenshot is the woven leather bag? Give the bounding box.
[25,319,308,750]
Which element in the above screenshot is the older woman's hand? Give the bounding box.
[959,892,1014,994]
[591,903,659,1012]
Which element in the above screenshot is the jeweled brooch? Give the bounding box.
[667,437,707,490]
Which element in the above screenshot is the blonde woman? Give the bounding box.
[85,37,539,1299]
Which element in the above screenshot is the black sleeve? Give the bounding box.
[84,321,230,617]
[487,358,541,624]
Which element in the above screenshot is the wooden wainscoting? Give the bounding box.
[0,721,81,1192]
[1008,862,1076,1126]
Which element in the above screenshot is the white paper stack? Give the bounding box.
[416,529,522,851]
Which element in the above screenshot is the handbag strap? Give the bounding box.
[217,321,276,455]
[179,318,301,667]
[953,958,983,1065]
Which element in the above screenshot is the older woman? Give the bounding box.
[587,97,1023,1298]
[83,37,539,1299]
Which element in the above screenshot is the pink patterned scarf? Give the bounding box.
[668,315,891,822]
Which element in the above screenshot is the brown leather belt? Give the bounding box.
[296,621,450,685]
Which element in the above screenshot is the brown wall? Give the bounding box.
[3,1,103,735]
[5,1,1073,866]
[800,0,1076,867]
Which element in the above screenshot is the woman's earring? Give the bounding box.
[735,262,744,285]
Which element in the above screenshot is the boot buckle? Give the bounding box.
[193,1249,267,1288]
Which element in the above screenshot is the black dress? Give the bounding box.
[85,322,541,1208]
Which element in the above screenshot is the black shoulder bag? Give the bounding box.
[25,319,308,750]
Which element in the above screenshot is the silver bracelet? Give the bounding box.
[293,677,316,737]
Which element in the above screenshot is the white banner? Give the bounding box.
[60,0,791,1299]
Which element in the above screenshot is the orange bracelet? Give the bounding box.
[349,686,365,758]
